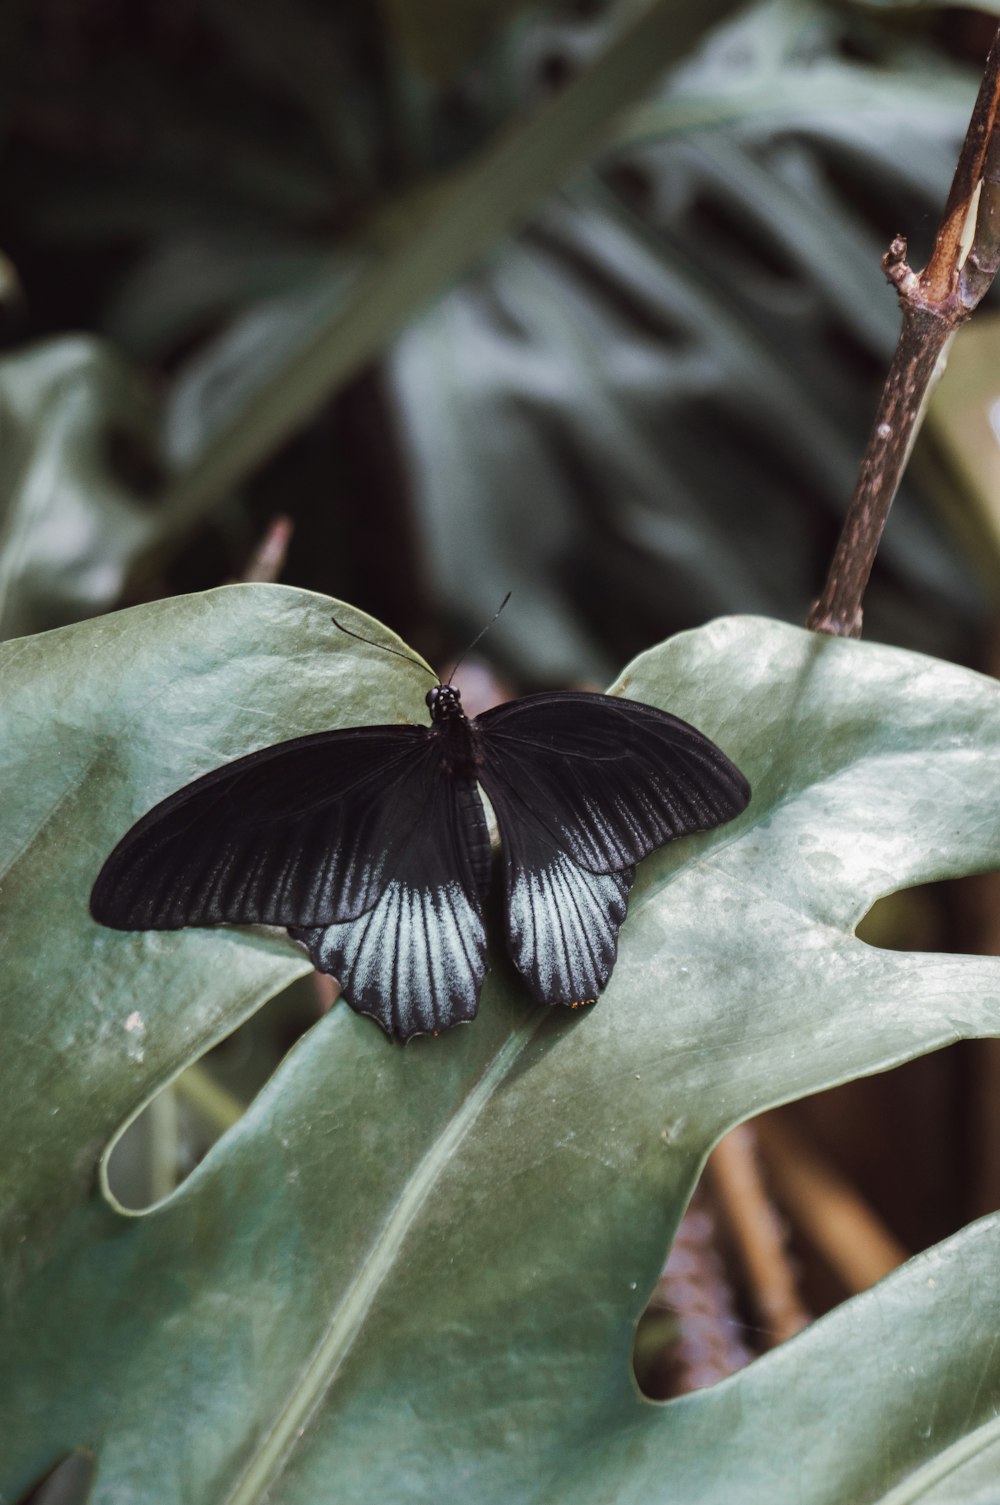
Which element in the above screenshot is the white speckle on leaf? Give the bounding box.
[124,1011,146,1063]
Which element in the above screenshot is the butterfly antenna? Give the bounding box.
[447,592,512,685]
[330,614,438,679]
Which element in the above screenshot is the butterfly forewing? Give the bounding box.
[473,692,750,1004]
[91,725,433,930]
[474,692,750,873]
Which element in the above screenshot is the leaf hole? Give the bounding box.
[103,973,336,1213]
[855,876,975,955]
[635,1047,995,1398]
[636,876,1000,1398]
[15,1451,95,1505]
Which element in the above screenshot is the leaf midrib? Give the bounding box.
[875,1410,1000,1505]
[221,1017,544,1505]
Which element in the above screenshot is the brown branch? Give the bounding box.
[240,514,294,584]
[808,26,1000,638]
[754,1115,908,1294]
[705,1123,810,1347]
[311,971,341,1015]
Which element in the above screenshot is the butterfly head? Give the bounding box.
[426,683,465,723]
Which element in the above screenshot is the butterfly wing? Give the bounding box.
[291,759,489,1041]
[473,692,750,1004]
[91,726,434,929]
[91,726,490,1041]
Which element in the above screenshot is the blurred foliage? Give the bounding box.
[0,0,993,671]
[0,338,162,638]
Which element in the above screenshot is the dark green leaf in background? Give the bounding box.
[3,586,1000,1502]
[385,0,988,679]
[0,340,158,640]
[1,1,988,675]
[154,0,746,524]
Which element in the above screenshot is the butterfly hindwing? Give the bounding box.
[491,802,635,1005]
[473,692,749,1004]
[291,759,489,1041]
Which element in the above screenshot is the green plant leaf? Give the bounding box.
[380,0,538,81]
[158,0,744,517]
[376,0,986,680]
[3,589,1000,1502]
[619,0,977,140]
[0,339,159,640]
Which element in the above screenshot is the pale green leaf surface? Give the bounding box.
[619,0,977,141]
[3,588,1000,1503]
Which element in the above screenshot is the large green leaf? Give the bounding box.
[3,588,1000,1502]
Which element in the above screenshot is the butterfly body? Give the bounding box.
[92,675,750,1042]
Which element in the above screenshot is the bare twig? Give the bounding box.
[240,514,294,584]
[754,1115,908,1294]
[705,1124,810,1347]
[808,27,1000,638]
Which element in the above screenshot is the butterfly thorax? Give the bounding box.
[426,682,465,723]
[426,683,477,777]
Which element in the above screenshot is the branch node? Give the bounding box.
[882,235,919,300]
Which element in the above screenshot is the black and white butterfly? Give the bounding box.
[91,639,750,1042]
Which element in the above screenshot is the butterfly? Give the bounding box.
[90,624,750,1042]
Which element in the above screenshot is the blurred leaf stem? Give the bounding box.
[809,23,1000,638]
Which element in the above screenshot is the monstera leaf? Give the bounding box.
[2,586,1000,1504]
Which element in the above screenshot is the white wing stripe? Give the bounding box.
[303,878,486,1038]
[507,853,628,1002]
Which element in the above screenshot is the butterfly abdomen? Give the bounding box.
[428,707,493,902]
[456,778,492,901]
